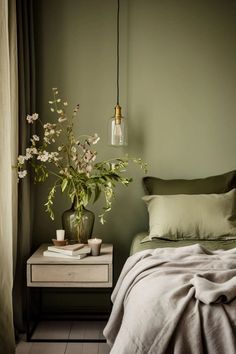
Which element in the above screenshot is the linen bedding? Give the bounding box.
[104,244,236,354]
[130,232,236,255]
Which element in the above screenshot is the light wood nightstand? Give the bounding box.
[26,243,113,342]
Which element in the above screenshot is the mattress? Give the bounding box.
[130,232,236,255]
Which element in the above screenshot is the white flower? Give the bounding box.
[18,155,26,164]
[32,135,39,141]
[19,148,37,162]
[18,170,27,178]
[32,113,38,121]
[37,151,49,162]
[86,164,92,173]
[55,129,62,137]
[58,117,67,123]
[50,129,55,135]
[71,146,76,153]
[56,129,62,135]
[92,133,100,144]
[26,113,38,123]
[26,115,34,123]
[88,133,100,145]
[91,153,97,162]
[58,146,63,151]
[32,147,38,154]
[25,147,35,159]
[49,152,59,161]
[84,150,93,162]
[44,137,50,144]
[44,123,55,129]
[63,102,68,106]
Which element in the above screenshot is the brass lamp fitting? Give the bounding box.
[114,104,123,125]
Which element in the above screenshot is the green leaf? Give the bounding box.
[93,185,101,203]
[83,196,88,206]
[87,187,92,202]
[61,178,68,192]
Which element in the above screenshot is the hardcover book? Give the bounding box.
[55,243,85,251]
[43,251,88,259]
[47,245,91,256]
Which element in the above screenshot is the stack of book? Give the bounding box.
[43,243,91,259]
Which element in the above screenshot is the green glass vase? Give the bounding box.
[62,204,95,243]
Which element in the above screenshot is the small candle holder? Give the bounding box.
[88,238,102,256]
[56,229,65,241]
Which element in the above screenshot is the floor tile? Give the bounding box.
[65,343,83,354]
[31,320,71,340]
[81,343,98,354]
[69,321,101,340]
[16,320,110,354]
[98,321,106,339]
[98,343,110,354]
[15,340,32,354]
[29,342,66,354]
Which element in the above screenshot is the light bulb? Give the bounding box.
[113,123,123,145]
[108,105,128,146]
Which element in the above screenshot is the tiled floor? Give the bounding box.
[16,321,110,354]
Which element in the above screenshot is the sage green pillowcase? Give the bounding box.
[143,170,236,195]
[143,189,236,241]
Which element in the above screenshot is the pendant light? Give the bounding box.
[108,0,128,146]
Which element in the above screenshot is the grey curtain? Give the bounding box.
[13,0,36,335]
[0,0,18,353]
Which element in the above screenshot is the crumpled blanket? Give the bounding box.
[103,244,236,354]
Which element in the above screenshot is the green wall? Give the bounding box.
[34,0,236,280]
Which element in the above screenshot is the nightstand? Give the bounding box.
[26,243,113,342]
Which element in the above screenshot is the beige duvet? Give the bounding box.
[104,244,236,354]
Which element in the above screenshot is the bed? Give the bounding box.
[130,232,236,255]
[104,170,236,354]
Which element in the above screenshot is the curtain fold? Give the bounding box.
[0,0,18,353]
[13,0,36,335]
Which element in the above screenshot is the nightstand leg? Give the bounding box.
[26,287,30,341]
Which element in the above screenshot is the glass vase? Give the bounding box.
[62,204,95,244]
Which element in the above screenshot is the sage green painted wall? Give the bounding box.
[34,0,236,279]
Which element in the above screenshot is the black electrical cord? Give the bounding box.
[116,0,120,105]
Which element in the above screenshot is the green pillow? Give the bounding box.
[142,189,236,241]
[143,170,236,195]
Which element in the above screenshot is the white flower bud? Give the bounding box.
[18,170,27,178]
[18,155,26,164]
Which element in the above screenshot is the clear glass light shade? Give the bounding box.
[108,116,128,146]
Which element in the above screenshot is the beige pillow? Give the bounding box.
[143,189,236,240]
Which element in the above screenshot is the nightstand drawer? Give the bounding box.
[31,264,109,283]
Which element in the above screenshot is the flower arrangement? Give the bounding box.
[17,88,147,224]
